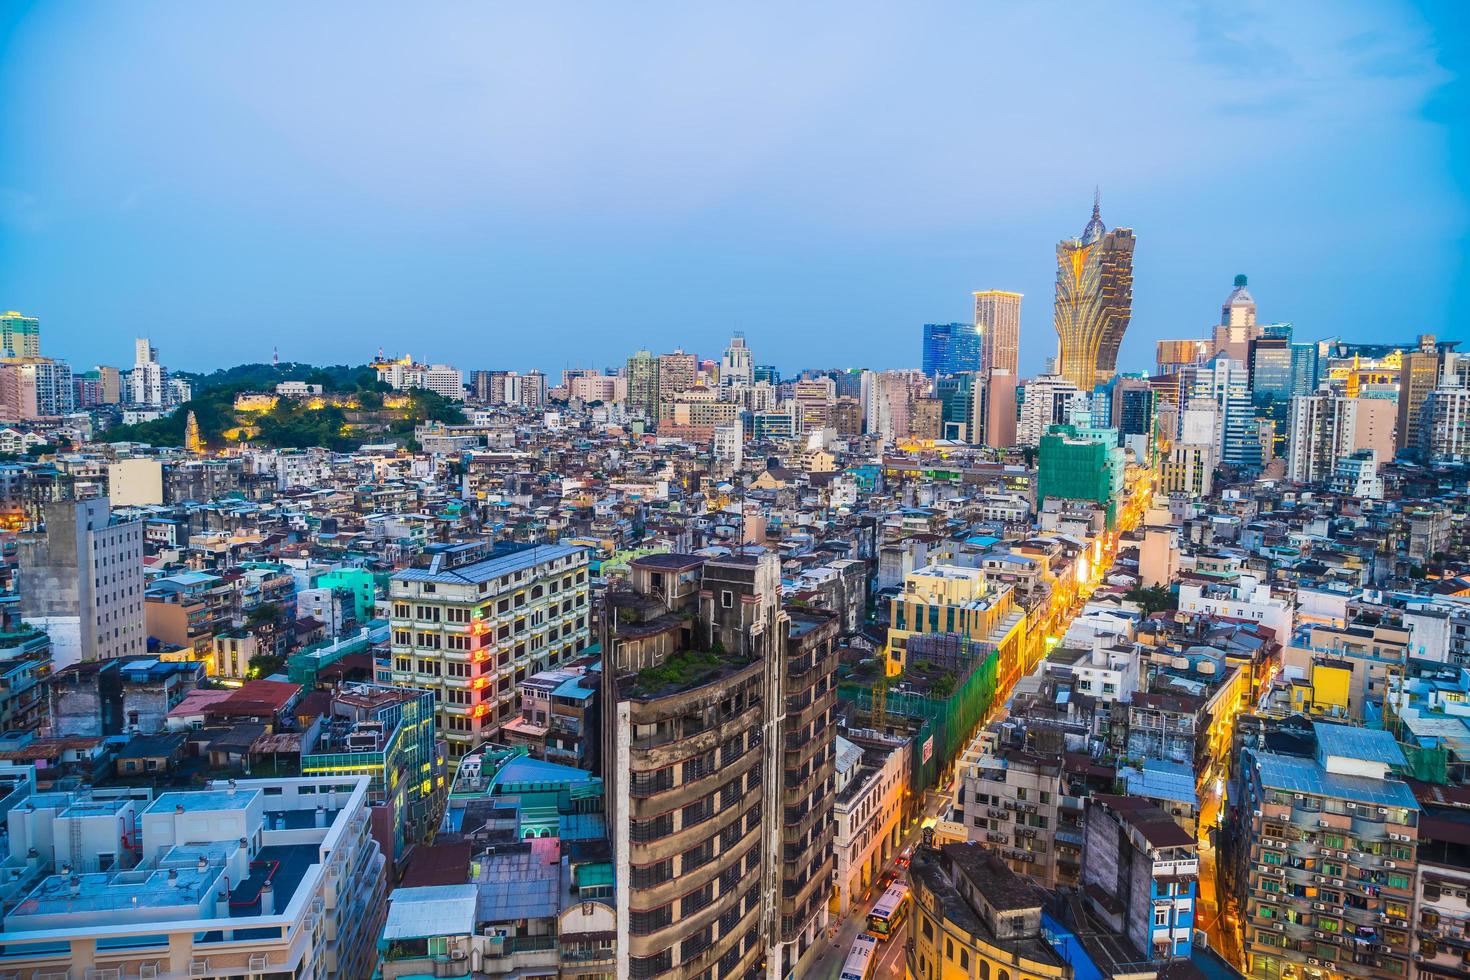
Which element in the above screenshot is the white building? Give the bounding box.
[17,497,145,667]
[1423,387,1470,462]
[832,732,909,917]
[1178,573,1293,643]
[0,771,386,980]
[1017,374,1086,447]
[423,364,465,401]
[719,333,753,390]
[128,337,166,407]
[1329,449,1383,499]
[713,417,743,468]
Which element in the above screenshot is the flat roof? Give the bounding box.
[146,789,259,814]
[394,543,585,585]
[384,884,479,940]
[1314,722,1406,768]
[474,840,562,922]
[1256,753,1419,810]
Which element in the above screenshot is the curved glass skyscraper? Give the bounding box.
[1053,194,1135,391]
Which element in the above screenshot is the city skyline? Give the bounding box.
[1,3,1466,377]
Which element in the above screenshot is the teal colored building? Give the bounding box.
[1037,424,1125,527]
[315,567,377,622]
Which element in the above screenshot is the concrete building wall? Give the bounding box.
[107,458,164,507]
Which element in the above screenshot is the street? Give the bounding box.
[1193,764,1242,966]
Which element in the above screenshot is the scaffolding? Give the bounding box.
[840,633,1000,794]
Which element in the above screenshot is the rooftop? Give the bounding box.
[394,542,586,585]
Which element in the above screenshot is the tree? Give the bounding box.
[1125,584,1175,615]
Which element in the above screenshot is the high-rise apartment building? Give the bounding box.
[388,542,591,761]
[0,356,74,419]
[1232,721,1418,980]
[1162,442,1214,497]
[1016,374,1086,447]
[17,498,145,668]
[421,364,464,400]
[627,350,662,421]
[973,290,1022,374]
[720,334,754,390]
[1286,394,1397,484]
[658,349,698,403]
[1397,334,1444,456]
[921,322,980,377]
[1422,386,1470,462]
[935,372,984,444]
[470,369,509,404]
[0,311,40,358]
[602,553,837,980]
[1053,194,1135,391]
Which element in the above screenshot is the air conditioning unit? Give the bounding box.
[1309,959,1321,967]
[1315,931,1327,939]
[1337,851,1348,859]
[1313,903,1327,911]
[1347,802,1358,810]
[1296,793,1306,800]
[1379,807,1388,815]
[1334,878,1345,887]
[1385,861,1397,870]
[1319,819,1331,828]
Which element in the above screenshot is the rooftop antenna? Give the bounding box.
[1092,186,1101,218]
[272,345,279,369]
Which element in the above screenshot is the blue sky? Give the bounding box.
[0,1,1465,377]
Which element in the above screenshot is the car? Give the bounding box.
[895,846,913,869]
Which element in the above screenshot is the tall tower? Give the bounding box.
[720,333,753,390]
[1053,192,1135,392]
[973,290,1022,374]
[1212,274,1261,362]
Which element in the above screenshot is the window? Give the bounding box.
[722,590,733,608]
[922,917,933,940]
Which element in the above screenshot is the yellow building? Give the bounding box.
[886,564,1026,680]
[908,843,1071,980]
[1288,658,1352,718]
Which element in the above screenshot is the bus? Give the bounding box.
[866,881,911,941]
[840,934,879,980]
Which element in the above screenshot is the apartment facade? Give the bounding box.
[388,542,591,761]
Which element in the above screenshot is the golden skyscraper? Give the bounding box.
[972,290,1022,375]
[1053,193,1135,391]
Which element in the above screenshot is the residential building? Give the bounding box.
[601,553,837,980]
[0,356,73,419]
[961,747,1078,887]
[973,290,1022,374]
[1017,375,1086,447]
[1423,386,1470,462]
[388,542,591,761]
[128,337,166,406]
[17,497,146,667]
[145,570,238,658]
[1397,334,1443,455]
[1162,442,1213,497]
[984,368,1018,448]
[1231,721,1418,980]
[1286,394,1396,484]
[627,349,661,421]
[1036,425,1125,528]
[1082,795,1197,960]
[1053,194,1135,392]
[0,773,387,980]
[423,364,465,400]
[0,311,40,358]
[906,843,1069,980]
[832,731,909,917]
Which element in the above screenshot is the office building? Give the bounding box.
[1232,721,1417,980]
[17,498,145,667]
[985,369,1018,448]
[0,311,40,358]
[422,364,464,400]
[1053,193,1135,391]
[936,371,984,444]
[1156,338,1211,376]
[627,350,661,421]
[1113,375,1157,460]
[388,542,591,761]
[922,322,982,377]
[1213,274,1261,362]
[1161,442,1213,498]
[720,333,753,390]
[973,290,1022,374]
[601,553,836,979]
[300,683,446,861]
[0,772,386,980]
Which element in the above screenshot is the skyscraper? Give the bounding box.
[1053,193,1135,392]
[920,322,980,377]
[1397,334,1443,456]
[972,290,1021,374]
[1212,274,1261,362]
[720,333,753,390]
